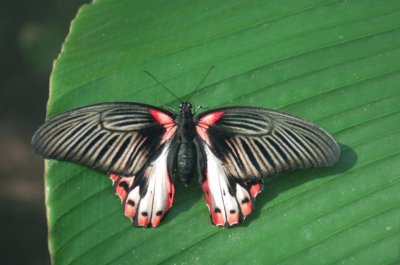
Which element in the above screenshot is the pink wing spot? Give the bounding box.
[199,111,224,125]
[115,176,134,201]
[228,212,239,225]
[109,174,119,183]
[138,215,149,227]
[149,109,176,143]
[240,198,253,216]
[212,212,226,226]
[149,109,174,125]
[197,111,224,145]
[124,204,136,219]
[151,215,162,227]
[163,126,177,143]
[196,126,211,145]
[250,182,262,198]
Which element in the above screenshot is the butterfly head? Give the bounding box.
[179,102,193,113]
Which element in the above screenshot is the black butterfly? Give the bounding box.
[32,72,340,228]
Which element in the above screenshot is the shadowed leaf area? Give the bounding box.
[46,0,400,264]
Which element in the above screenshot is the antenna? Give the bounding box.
[144,71,183,103]
[188,65,215,101]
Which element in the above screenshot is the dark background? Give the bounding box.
[0,1,86,264]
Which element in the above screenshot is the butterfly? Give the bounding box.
[32,70,340,228]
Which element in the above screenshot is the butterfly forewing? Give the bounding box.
[196,106,340,180]
[32,103,176,176]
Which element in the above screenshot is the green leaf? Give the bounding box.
[46,0,400,264]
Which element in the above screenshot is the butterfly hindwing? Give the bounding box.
[110,142,175,227]
[195,106,340,225]
[198,143,264,226]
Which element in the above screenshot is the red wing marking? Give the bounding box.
[166,176,175,210]
[235,183,253,217]
[109,174,119,183]
[138,215,149,227]
[199,111,224,125]
[109,174,135,201]
[196,126,211,145]
[249,180,264,199]
[124,186,140,219]
[228,211,239,224]
[149,109,174,124]
[124,198,136,219]
[116,177,135,201]
[149,109,177,143]
[196,111,224,145]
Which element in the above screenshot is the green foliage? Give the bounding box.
[46,0,400,264]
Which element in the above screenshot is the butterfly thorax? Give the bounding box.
[175,101,197,185]
[176,102,196,139]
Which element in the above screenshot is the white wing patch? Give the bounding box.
[110,142,175,227]
[201,144,259,226]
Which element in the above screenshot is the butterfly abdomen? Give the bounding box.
[177,140,196,186]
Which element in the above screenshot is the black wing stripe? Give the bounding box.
[302,134,329,165]
[218,121,262,133]
[51,122,97,159]
[93,134,119,167]
[285,121,333,151]
[56,123,98,159]
[77,132,107,163]
[118,134,141,171]
[64,126,99,159]
[47,122,92,157]
[224,139,245,171]
[265,137,291,171]
[126,136,148,172]
[273,131,302,169]
[99,134,127,168]
[41,123,79,153]
[286,127,330,166]
[240,138,261,174]
[42,113,90,133]
[260,138,282,172]
[236,138,259,176]
[109,135,132,171]
[220,117,266,128]
[42,116,98,150]
[246,138,269,175]
[223,141,244,177]
[253,139,275,174]
[278,128,314,167]
[72,129,103,161]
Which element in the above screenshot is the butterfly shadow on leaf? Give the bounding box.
[238,143,358,227]
[159,180,204,226]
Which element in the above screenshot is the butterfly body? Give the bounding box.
[32,101,340,227]
[174,102,197,185]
